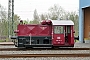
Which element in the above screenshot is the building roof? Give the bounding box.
[51,20,74,25]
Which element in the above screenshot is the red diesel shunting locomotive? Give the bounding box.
[11,20,75,48]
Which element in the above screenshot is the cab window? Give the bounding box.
[54,26,64,34]
[67,26,71,33]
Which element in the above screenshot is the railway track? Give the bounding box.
[0,42,14,45]
[0,44,14,45]
[0,48,90,51]
[0,54,90,58]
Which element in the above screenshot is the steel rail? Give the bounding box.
[0,54,90,58]
[0,44,14,46]
[0,48,90,51]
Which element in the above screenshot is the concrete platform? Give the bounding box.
[85,40,90,43]
[74,42,90,48]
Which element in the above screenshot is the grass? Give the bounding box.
[0,38,10,42]
[0,40,6,42]
[74,40,79,42]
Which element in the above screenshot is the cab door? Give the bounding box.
[52,26,65,45]
[65,26,71,43]
[65,26,74,44]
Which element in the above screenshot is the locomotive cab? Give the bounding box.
[52,20,74,47]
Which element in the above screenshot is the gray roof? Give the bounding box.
[51,20,74,25]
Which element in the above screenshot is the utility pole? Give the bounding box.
[8,0,11,38]
[8,0,14,38]
[12,0,14,36]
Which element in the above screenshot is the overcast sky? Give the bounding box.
[0,0,79,20]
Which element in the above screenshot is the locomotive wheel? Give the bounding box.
[52,46,59,49]
[25,47,32,49]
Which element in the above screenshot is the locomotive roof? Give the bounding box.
[51,20,74,25]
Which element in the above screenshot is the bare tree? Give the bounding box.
[67,11,79,36]
[0,4,21,38]
[40,13,49,20]
[48,4,66,20]
[33,9,40,24]
[0,4,8,37]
